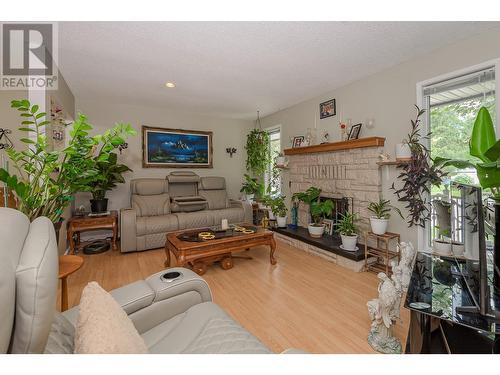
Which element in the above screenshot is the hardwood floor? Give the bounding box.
[62,239,409,353]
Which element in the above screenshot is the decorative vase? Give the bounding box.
[308,223,325,238]
[340,234,358,251]
[395,143,411,160]
[290,204,298,229]
[268,210,276,220]
[370,217,388,235]
[277,216,287,228]
[90,198,108,213]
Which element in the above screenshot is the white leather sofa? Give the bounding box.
[0,207,272,354]
[120,173,253,253]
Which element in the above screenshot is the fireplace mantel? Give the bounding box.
[283,136,385,156]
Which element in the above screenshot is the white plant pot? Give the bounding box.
[395,143,411,160]
[277,216,287,228]
[452,242,465,256]
[276,156,286,166]
[433,239,452,255]
[308,223,325,238]
[340,234,358,251]
[370,217,388,235]
[268,210,276,220]
[245,194,254,202]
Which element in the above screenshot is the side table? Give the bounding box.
[58,255,84,311]
[66,210,118,254]
[364,231,400,275]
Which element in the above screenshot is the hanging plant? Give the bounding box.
[245,128,270,176]
[391,105,447,227]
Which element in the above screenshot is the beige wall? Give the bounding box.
[74,98,253,212]
[261,27,500,247]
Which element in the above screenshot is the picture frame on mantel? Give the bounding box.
[142,126,213,168]
[348,123,362,140]
[319,99,336,119]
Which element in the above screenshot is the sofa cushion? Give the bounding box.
[141,302,270,354]
[75,282,148,354]
[210,207,245,225]
[200,176,226,190]
[137,215,178,236]
[199,189,229,210]
[131,178,168,196]
[170,196,208,213]
[175,211,215,230]
[132,193,171,217]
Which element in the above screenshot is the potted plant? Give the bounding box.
[269,195,288,228]
[85,152,132,213]
[367,198,401,235]
[392,106,446,227]
[308,199,335,237]
[335,212,359,251]
[292,186,321,235]
[240,174,261,201]
[0,99,136,238]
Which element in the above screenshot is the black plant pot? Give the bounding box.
[53,219,63,246]
[90,198,108,213]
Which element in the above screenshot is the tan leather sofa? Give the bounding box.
[120,174,253,253]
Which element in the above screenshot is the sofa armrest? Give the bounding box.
[62,267,213,335]
[229,199,253,223]
[126,267,212,334]
[120,208,137,253]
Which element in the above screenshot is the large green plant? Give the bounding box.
[262,194,288,217]
[0,99,136,223]
[292,186,321,206]
[435,107,500,199]
[85,152,132,200]
[335,212,358,236]
[240,173,263,196]
[310,199,334,225]
[245,129,270,176]
[391,106,446,227]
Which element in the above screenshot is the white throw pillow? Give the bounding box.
[74,281,148,354]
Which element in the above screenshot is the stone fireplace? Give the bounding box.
[272,137,385,271]
[287,137,384,234]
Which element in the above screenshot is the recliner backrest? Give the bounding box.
[166,171,200,198]
[130,179,170,217]
[0,208,58,353]
[198,177,229,210]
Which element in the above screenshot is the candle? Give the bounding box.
[221,219,229,230]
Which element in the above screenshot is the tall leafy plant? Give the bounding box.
[0,99,136,223]
[434,107,500,199]
[391,105,447,227]
[85,152,132,200]
[245,128,270,176]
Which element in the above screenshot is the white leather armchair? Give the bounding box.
[0,207,271,354]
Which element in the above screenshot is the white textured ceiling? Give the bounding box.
[58,22,499,119]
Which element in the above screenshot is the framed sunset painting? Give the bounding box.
[142,126,213,168]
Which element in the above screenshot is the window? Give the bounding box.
[419,63,498,249]
[265,126,281,196]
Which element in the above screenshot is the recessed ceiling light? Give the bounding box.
[165,82,176,88]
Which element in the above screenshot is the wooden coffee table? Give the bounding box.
[164,224,277,275]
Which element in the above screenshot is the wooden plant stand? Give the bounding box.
[66,211,118,254]
[364,231,400,275]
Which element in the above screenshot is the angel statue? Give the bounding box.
[367,241,416,354]
[367,271,403,353]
